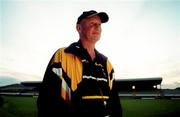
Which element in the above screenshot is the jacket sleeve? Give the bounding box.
[109,77,123,117]
[106,60,122,117]
[37,54,72,117]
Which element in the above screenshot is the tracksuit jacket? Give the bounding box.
[37,40,122,117]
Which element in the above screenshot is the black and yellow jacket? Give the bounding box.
[37,41,122,117]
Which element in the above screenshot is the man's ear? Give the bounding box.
[76,24,81,33]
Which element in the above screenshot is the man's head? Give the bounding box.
[76,10,109,43]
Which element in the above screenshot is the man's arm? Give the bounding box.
[37,56,71,117]
[106,59,122,117]
[109,79,122,117]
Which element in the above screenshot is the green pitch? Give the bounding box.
[0,96,38,117]
[0,96,180,117]
[121,98,180,117]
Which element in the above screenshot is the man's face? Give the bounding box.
[79,15,102,43]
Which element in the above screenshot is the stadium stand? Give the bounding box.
[115,77,163,99]
[115,77,162,91]
[1,77,180,99]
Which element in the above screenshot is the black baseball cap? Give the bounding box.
[77,10,109,24]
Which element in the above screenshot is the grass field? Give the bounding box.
[0,96,38,117]
[121,98,180,117]
[0,95,180,117]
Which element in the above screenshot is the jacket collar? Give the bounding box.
[64,40,107,62]
[64,40,85,57]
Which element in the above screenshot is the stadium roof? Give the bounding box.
[21,81,41,87]
[116,77,162,84]
[115,77,162,91]
[20,77,162,91]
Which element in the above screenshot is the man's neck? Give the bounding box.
[80,39,96,60]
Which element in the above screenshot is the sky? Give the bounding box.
[0,0,180,89]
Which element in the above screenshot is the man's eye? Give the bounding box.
[90,23,95,26]
[90,23,101,27]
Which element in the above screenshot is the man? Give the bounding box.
[37,10,122,117]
